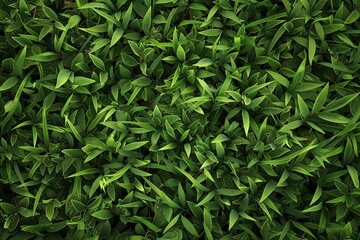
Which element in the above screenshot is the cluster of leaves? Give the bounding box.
[1,0,360,239]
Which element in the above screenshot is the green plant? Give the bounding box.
[1,0,360,239]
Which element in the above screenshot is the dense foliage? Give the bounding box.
[1,0,360,239]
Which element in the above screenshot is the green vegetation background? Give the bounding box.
[1,0,360,239]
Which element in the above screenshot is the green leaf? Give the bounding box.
[216,188,244,197]
[143,178,180,208]
[291,220,317,239]
[156,0,176,4]
[105,164,131,184]
[157,142,177,151]
[246,12,287,28]
[314,22,325,41]
[323,24,345,34]
[308,36,316,65]
[122,3,133,29]
[297,94,309,119]
[71,200,86,212]
[67,168,101,178]
[228,209,239,230]
[193,58,213,67]
[266,70,290,87]
[324,93,359,112]
[93,8,120,26]
[347,165,359,188]
[165,120,176,139]
[279,120,303,133]
[131,77,152,87]
[310,185,322,206]
[127,86,141,105]
[55,21,67,31]
[176,45,186,62]
[326,195,346,204]
[39,25,53,41]
[184,143,191,158]
[293,83,324,92]
[143,7,152,35]
[318,62,352,73]
[306,121,326,134]
[199,29,222,36]
[133,216,161,232]
[163,213,180,233]
[45,201,55,221]
[195,191,215,207]
[318,113,350,124]
[197,78,213,98]
[242,110,250,137]
[90,38,111,53]
[267,24,287,54]
[341,222,353,239]
[261,141,317,166]
[0,203,17,214]
[177,183,186,206]
[33,184,46,216]
[121,53,138,67]
[66,15,81,29]
[220,11,242,24]
[239,211,257,222]
[13,46,27,77]
[42,6,58,20]
[181,215,199,237]
[91,210,113,220]
[121,141,149,151]
[312,82,329,113]
[4,214,19,231]
[345,10,360,24]
[337,33,357,48]
[78,2,110,10]
[202,5,218,27]
[19,0,28,12]
[292,58,306,88]
[89,53,105,71]
[1,71,30,133]
[211,134,229,143]
[84,149,104,163]
[189,3,208,11]
[26,52,59,62]
[56,69,72,89]
[203,208,213,239]
[175,167,209,191]
[73,76,96,86]
[259,180,277,203]
[279,221,291,240]
[303,202,323,213]
[110,28,124,47]
[0,77,19,91]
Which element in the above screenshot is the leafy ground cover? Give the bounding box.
[1,0,360,239]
